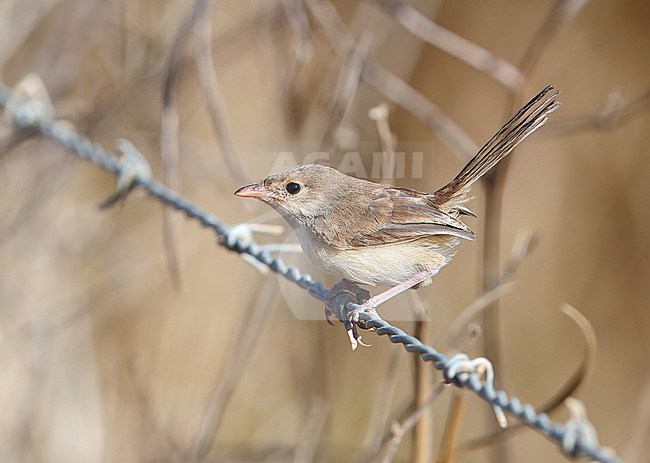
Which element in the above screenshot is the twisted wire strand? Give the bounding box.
[0,79,622,463]
[0,80,325,300]
[360,313,620,463]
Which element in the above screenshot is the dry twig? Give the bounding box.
[293,398,328,463]
[305,0,478,162]
[189,278,281,461]
[160,3,195,289]
[547,88,650,135]
[481,5,590,461]
[193,0,250,185]
[368,0,522,89]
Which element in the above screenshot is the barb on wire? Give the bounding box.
[225,223,303,275]
[99,139,153,209]
[458,303,598,452]
[356,312,621,463]
[0,77,622,463]
[0,78,326,295]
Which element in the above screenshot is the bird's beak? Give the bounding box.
[234,183,272,201]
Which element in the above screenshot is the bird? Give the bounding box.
[235,85,560,347]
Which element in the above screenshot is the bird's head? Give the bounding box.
[235,164,351,225]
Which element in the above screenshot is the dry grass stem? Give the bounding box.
[458,303,598,452]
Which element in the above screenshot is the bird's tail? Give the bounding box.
[433,85,560,209]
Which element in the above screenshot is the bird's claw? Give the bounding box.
[346,325,372,350]
[324,306,336,326]
[346,302,377,350]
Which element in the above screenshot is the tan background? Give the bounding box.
[1,0,649,462]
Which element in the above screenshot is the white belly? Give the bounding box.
[294,225,455,286]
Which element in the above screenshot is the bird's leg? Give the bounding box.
[348,269,438,326]
[324,272,437,350]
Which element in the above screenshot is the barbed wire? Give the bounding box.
[0,76,622,463]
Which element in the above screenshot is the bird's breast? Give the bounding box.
[294,225,453,287]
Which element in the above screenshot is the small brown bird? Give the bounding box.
[235,86,559,345]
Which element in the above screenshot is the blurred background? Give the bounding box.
[1,0,649,462]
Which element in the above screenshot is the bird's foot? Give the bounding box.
[323,279,375,350]
[323,279,370,324]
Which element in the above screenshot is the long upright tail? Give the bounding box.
[433,85,560,208]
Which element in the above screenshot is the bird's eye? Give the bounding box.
[285,182,302,195]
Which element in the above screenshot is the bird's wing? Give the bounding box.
[315,187,475,249]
